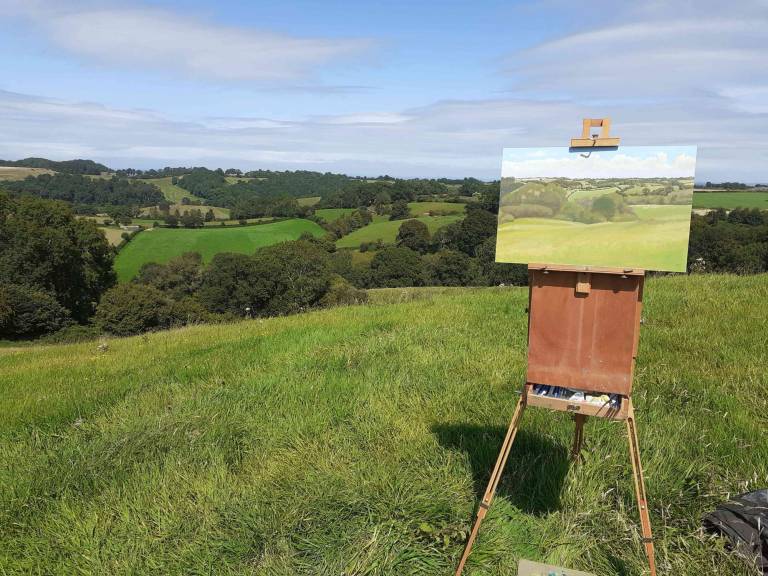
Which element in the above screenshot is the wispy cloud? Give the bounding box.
[2,1,373,84]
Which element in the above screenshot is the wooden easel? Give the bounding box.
[455,121,657,576]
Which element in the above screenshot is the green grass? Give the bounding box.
[408,201,466,216]
[146,177,203,203]
[337,215,463,248]
[496,205,692,272]
[113,219,325,281]
[315,208,356,222]
[0,275,766,575]
[0,167,55,180]
[298,196,322,207]
[693,191,768,210]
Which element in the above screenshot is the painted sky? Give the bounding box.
[502,146,697,179]
[0,0,766,181]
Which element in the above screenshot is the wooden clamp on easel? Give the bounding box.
[455,119,657,576]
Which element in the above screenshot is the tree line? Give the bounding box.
[0,157,109,175]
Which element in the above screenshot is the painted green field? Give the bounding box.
[315,208,356,222]
[0,275,766,575]
[496,205,692,272]
[336,215,463,248]
[146,177,203,203]
[693,191,768,210]
[114,219,325,281]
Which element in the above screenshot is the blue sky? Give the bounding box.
[0,0,766,181]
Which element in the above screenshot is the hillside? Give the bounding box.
[1,275,766,575]
[114,219,325,281]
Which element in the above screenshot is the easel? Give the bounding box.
[455,120,657,576]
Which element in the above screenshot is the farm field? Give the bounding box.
[145,177,204,203]
[0,275,766,575]
[98,227,126,246]
[315,207,356,222]
[692,191,768,209]
[336,214,463,248]
[497,205,692,271]
[297,196,321,206]
[113,218,324,281]
[0,166,55,180]
[408,201,466,216]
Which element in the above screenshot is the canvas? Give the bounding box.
[495,146,697,272]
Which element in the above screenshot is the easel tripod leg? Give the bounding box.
[454,392,527,576]
[571,413,586,461]
[626,400,657,576]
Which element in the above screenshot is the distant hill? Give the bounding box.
[0,157,110,175]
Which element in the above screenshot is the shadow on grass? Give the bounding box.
[432,423,570,516]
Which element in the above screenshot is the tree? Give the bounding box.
[198,253,262,315]
[396,219,431,253]
[475,236,528,286]
[389,199,411,221]
[135,252,203,301]
[0,194,115,324]
[164,213,178,227]
[95,284,170,336]
[369,246,424,287]
[0,284,72,339]
[180,208,203,228]
[452,208,498,255]
[423,250,481,286]
[204,208,215,222]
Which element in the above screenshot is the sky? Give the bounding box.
[0,0,766,182]
[502,146,697,179]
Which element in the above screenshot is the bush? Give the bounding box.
[396,219,431,253]
[319,275,368,307]
[389,199,411,221]
[95,284,170,336]
[0,284,72,339]
[40,324,102,344]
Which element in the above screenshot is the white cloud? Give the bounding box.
[3,1,372,84]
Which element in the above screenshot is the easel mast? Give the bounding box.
[455,120,657,576]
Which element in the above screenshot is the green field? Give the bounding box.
[315,207,356,222]
[497,205,692,272]
[337,215,463,248]
[1,275,766,575]
[693,191,768,210]
[297,196,322,207]
[146,177,203,203]
[140,203,231,220]
[114,219,325,281]
[408,201,466,216]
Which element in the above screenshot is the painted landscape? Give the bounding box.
[496,146,697,271]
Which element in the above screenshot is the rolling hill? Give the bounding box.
[1,275,765,575]
[113,219,325,281]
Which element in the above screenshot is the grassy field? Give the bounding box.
[315,208,356,222]
[337,215,463,248]
[496,205,692,272]
[146,177,203,203]
[693,191,768,210]
[298,196,322,207]
[408,201,466,216]
[0,166,55,180]
[114,219,325,281]
[0,275,766,575]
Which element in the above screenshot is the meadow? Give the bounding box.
[692,191,768,210]
[0,166,55,180]
[336,214,463,248]
[145,177,203,203]
[113,219,325,281]
[496,205,692,272]
[0,275,766,575]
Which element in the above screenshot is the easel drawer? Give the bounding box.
[527,390,628,420]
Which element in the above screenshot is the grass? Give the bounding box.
[113,219,325,281]
[496,205,692,272]
[145,177,204,204]
[408,202,466,216]
[337,215,463,248]
[140,203,231,220]
[0,275,766,575]
[0,167,55,180]
[298,196,322,207]
[315,208,356,222]
[693,191,768,210]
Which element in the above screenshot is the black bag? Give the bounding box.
[703,489,768,574]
